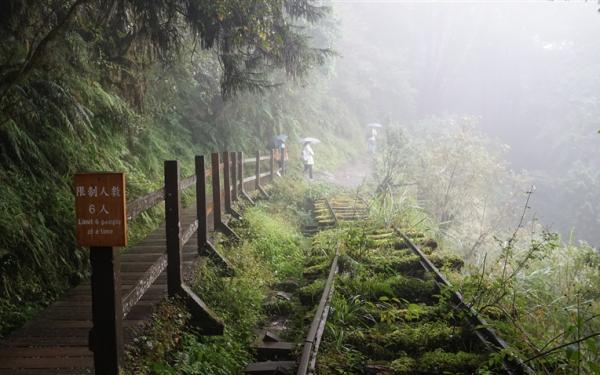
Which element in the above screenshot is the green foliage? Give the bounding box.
[238,205,304,280]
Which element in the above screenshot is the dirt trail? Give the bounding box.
[315,157,373,189]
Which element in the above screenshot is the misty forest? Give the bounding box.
[1,1,599,374]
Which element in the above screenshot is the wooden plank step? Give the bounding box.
[251,342,296,361]
[0,346,91,358]
[0,369,93,374]
[0,356,92,369]
[245,361,295,375]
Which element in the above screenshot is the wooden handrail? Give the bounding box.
[243,155,270,164]
[126,173,198,221]
[180,175,196,190]
[127,188,164,221]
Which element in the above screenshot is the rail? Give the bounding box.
[297,251,339,375]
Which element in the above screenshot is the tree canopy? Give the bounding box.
[0,0,330,98]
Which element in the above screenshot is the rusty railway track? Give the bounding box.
[292,195,534,375]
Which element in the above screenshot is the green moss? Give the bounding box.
[429,252,464,271]
[263,297,296,316]
[302,258,331,279]
[298,279,326,305]
[390,356,417,374]
[347,322,463,358]
[367,254,422,275]
[417,349,484,374]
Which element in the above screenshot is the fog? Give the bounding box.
[331,1,600,245]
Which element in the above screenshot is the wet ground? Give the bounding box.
[314,156,373,189]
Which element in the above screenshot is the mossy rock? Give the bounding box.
[416,349,484,374]
[298,279,325,305]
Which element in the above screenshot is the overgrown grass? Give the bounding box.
[124,178,310,374]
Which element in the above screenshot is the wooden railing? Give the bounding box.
[89,149,282,375]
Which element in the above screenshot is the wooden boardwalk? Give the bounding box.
[0,150,277,374]
[0,207,203,374]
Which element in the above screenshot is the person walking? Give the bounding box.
[367,128,377,155]
[302,141,314,179]
[279,142,289,175]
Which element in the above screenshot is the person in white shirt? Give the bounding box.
[302,142,315,179]
[367,128,377,155]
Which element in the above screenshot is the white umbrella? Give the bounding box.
[367,123,383,128]
[299,137,321,144]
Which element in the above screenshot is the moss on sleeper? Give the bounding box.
[298,278,326,305]
[346,321,463,357]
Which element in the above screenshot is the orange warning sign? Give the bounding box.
[75,173,127,247]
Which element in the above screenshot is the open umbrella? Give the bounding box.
[367,123,383,128]
[299,137,321,144]
[272,134,288,147]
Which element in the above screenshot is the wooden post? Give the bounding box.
[238,151,254,204]
[89,247,123,375]
[256,150,269,198]
[237,152,243,194]
[280,147,285,175]
[223,151,231,212]
[255,150,261,191]
[195,155,209,256]
[212,153,239,238]
[211,153,222,227]
[164,160,182,297]
[231,151,238,201]
[270,148,275,181]
[166,159,227,334]
[195,155,233,273]
[238,151,244,194]
[223,151,240,219]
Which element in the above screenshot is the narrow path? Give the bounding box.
[316,157,373,189]
[0,207,206,374]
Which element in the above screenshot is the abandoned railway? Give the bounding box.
[0,153,533,375]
